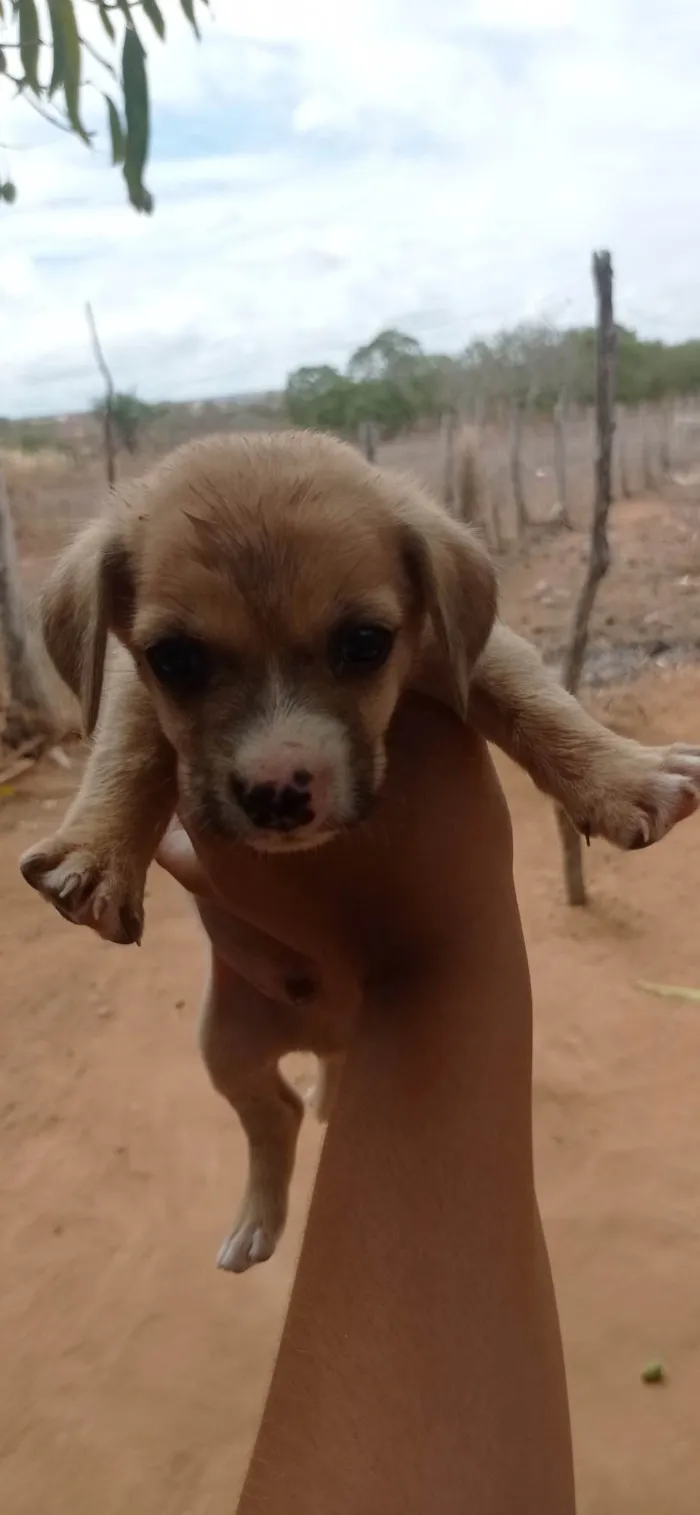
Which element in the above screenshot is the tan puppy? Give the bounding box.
[19,430,700,1270]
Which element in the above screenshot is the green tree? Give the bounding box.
[285,321,700,440]
[0,0,209,211]
[346,329,425,384]
[92,389,163,453]
[285,366,357,433]
[461,324,700,409]
[347,329,444,436]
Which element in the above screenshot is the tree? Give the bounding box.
[0,0,209,211]
[347,329,425,384]
[347,330,443,432]
[286,320,700,448]
[92,389,162,454]
[284,366,356,433]
[284,339,444,440]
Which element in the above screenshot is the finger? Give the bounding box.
[155,824,215,898]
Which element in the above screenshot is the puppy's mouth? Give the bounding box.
[246,827,339,854]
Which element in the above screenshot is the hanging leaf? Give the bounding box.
[637,980,700,1003]
[50,0,89,143]
[47,0,67,97]
[18,0,41,95]
[122,23,152,213]
[179,0,200,38]
[96,2,115,41]
[105,94,125,165]
[641,1361,666,1385]
[141,0,165,41]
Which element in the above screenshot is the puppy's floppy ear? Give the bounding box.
[399,488,497,717]
[39,515,135,735]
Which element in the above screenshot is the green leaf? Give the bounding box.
[122,23,152,213]
[105,94,125,165]
[641,1361,666,1385]
[50,0,89,143]
[1,180,18,203]
[47,0,67,97]
[179,0,200,38]
[19,0,41,95]
[97,2,115,41]
[637,980,700,1003]
[141,0,165,40]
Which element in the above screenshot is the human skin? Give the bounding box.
[156,697,576,1515]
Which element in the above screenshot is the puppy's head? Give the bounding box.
[50,432,496,851]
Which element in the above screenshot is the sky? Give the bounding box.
[1,0,700,417]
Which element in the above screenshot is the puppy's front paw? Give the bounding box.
[216,1191,286,1275]
[19,835,145,944]
[579,743,700,851]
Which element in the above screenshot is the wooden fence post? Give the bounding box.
[556,250,616,906]
[86,302,117,486]
[359,419,377,463]
[441,410,456,510]
[0,472,54,750]
[553,389,572,527]
[509,398,530,534]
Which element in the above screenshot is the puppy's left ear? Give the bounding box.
[400,489,497,717]
[39,513,135,736]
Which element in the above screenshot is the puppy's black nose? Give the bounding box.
[231,774,315,831]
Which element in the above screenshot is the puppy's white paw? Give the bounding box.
[216,1197,283,1274]
[19,835,144,945]
[581,743,700,851]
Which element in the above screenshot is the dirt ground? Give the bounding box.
[2,483,700,1513]
[2,662,700,1515]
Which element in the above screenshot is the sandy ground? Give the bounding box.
[2,661,700,1514]
[2,482,700,1511]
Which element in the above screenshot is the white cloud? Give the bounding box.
[1,0,700,414]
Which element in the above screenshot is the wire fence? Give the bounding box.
[4,400,700,569]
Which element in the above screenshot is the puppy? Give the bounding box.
[19,430,700,1271]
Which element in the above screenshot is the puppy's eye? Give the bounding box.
[144,635,209,692]
[329,622,395,676]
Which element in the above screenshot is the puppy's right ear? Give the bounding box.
[397,488,497,718]
[39,516,135,735]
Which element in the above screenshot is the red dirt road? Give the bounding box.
[2,668,700,1514]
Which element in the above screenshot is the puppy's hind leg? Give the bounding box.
[308,1052,346,1124]
[199,958,304,1275]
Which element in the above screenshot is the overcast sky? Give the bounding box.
[1,0,699,418]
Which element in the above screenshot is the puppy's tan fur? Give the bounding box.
[20,430,700,1271]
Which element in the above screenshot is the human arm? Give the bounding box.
[158,703,577,1515]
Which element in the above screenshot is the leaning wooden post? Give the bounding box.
[441,410,457,511]
[556,250,616,906]
[553,388,572,527]
[359,419,377,463]
[509,397,530,535]
[86,302,117,487]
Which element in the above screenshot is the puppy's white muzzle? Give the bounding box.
[231,696,353,841]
